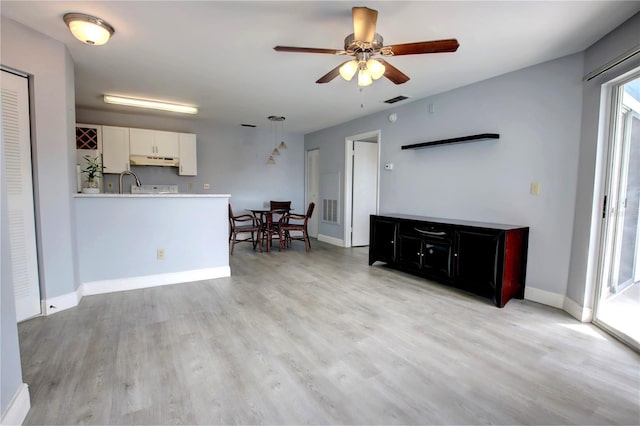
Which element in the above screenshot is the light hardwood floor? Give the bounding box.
[18,240,640,425]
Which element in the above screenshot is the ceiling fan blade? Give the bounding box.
[378,59,410,85]
[316,62,350,84]
[274,46,342,54]
[352,7,378,43]
[387,39,460,56]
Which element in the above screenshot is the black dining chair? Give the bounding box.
[278,202,315,252]
[228,204,262,255]
[263,200,292,251]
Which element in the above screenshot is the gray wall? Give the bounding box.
[2,17,78,418]
[306,53,584,298]
[76,196,229,283]
[567,12,640,309]
[76,109,305,211]
[1,17,79,300]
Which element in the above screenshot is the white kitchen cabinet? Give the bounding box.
[102,126,130,174]
[130,128,179,157]
[178,133,197,176]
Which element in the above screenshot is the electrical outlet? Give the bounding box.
[203,183,210,190]
[157,248,165,260]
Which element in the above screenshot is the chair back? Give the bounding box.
[270,200,291,212]
[305,202,315,222]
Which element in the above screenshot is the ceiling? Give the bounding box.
[3,1,639,134]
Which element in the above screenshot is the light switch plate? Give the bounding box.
[530,182,540,195]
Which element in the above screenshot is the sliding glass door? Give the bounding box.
[594,74,640,349]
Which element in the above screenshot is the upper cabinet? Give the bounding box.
[178,133,197,176]
[129,128,179,158]
[102,126,130,174]
[76,124,197,176]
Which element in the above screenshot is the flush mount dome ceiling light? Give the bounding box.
[63,13,114,46]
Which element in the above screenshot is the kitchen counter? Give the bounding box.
[74,193,230,198]
[74,193,230,296]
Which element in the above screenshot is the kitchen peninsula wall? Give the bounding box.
[76,109,305,210]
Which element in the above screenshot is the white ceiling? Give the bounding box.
[3,1,639,134]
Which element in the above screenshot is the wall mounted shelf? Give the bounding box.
[401,133,500,150]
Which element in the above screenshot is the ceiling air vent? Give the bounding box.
[384,95,410,104]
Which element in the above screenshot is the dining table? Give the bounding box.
[246,208,291,252]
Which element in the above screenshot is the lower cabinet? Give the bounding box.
[369,214,529,307]
[369,217,398,264]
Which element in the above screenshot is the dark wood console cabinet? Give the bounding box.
[369,214,529,307]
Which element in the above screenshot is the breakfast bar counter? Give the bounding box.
[74,193,230,296]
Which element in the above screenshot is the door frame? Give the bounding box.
[1,67,42,321]
[305,148,319,238]
[591,69,640,351]
[343,130,381,248]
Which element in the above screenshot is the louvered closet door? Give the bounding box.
[2,70,41,321]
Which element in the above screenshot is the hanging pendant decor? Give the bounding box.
[267,115,286,164]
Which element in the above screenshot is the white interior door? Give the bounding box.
[306,149,319,237]
[2,70,41,322]
[351,140,378,246]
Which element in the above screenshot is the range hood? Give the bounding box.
[129,155,179,167]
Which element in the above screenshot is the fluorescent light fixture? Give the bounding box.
[103,95,198,114]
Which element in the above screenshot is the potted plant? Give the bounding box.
[81,154,102,193]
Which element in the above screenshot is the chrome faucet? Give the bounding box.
[119,170,141,194]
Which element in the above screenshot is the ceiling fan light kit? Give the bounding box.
[103,95,198,114]
[274,7,459,87]
[63,13,114,46]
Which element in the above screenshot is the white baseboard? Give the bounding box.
[43,291,80,315]
[563,296,593,322]
[1,383,30,426]
[317,234,344,247]
[81,267,231,296]
[524,286,565,309]
[525,287,593,322]
[42,267,230,316]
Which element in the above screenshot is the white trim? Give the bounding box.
[563,296,593,322]
[81,267,230,296]
[43,268,230,315]
[317,234,344,247]
[1,383,30,426]
[524,286,564,309]
[44,291,80,315]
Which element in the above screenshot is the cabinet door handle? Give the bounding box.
[414,228,447,236]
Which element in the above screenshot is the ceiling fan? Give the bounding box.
[274,7,459,87]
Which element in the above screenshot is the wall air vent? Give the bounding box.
[384,95,410,104]
[240,123,256,127]
[322,199,338,224]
